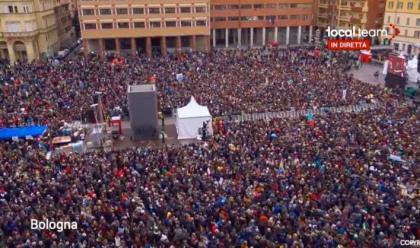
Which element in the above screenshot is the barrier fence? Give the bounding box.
[220,101,405,123]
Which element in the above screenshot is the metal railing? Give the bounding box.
[220,101,405,123]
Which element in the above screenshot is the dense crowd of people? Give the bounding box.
[0,48,419,247]
[2,49,366,131]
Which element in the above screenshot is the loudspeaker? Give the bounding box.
[128,84,158,139]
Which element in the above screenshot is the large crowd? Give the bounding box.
[0,48,419,247]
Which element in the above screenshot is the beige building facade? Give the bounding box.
[0,0,76,62]
[383,0,420,56]
[79,0,211,57]
[210,0,316,48]
[79,0,316,57]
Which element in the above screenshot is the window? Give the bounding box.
[165,21,176,27]
[23,5,30,13]
[297,3,312,8]
[279,15,288,20]
[387,16,391,23]
[214,5,225,10]
[8,5,18,13]
[290,4,298,8]
[266,3,277,8]
[227,4,239,9]
[195,6,206,13]
[407,2,413,9]
[215,17,226,21]
[117,22,129,28]
[196,20,206,26]
[254,4,264,8]
[406,18,410,25]
[82,9,94,15]
[228,16,240,21]
[388,1,394,8]
[414,31,420,38]
[241,4,252,9]
[278,4,289,8]
[99,9,112,15]
[149,8,160,14]
[290,15,300,20]
[6,21,20,32]
[396,16,400,24]
[165,7,176,13]
[396,1,403,8]
[132,8,144,14]
[84,23,96,30]
[101,23,113,29]
[133,22,145,28]
[302,15,309,20]
[116,8,128,15]
[150,21,161,28]
[416,18,420,26]
[180,7,191,13]
[180,20,192,27]
[24,21,35,31]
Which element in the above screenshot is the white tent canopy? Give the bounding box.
[407,56,419,83]
[176,96,213,139]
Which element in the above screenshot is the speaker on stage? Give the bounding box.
[128,84,158,139]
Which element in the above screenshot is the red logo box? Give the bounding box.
[327,39,371,51]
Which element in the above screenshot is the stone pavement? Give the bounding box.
[350,63,419,90]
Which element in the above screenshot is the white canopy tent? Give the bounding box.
[407,56,419,83]
[176,96,213,140]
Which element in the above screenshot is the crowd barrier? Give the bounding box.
[220,101,405,123]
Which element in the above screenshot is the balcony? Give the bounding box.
[2,24,56,38]
[351,15,362,23]
[338,15,351,22]
[3,30,38,38]
[318,13,329,18]
[339,3,352,10]
[317,20,329,26]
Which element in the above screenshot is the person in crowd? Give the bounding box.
[0,48,418,247]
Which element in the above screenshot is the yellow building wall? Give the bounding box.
[0,0,73,62]
[383,0,420,55]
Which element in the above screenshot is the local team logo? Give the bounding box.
[388,24,400,41]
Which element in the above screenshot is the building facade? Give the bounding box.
[79,0,211,57]
[79,0,316,56]
[210,0,316,48]
[0,0,76,62]
[317,0,385,30]
[383,0,420,56]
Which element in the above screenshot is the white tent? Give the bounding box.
[407,56,419,83]
[176,96,213,140]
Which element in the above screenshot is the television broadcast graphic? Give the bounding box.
[0,0,419,247]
